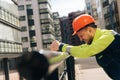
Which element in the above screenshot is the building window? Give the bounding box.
[22,37,28,42]
[21,26,27,32]
[18,5,24,11]
[26,0,31,1]
[102,0,109,7]
[19,16,26,21]
[28,15,33,20]
[26,4,32,9]
[23,48,28,52]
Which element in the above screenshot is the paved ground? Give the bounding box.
[0,70,19,80]
[75,57,112,80]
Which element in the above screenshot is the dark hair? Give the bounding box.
[17,51,49,80]
[87,22,97,28]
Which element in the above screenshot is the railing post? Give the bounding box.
[66,56,75,80]
[3,58,9,80]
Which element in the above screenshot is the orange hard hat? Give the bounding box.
[72,14,95,35]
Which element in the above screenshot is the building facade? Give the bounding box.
[0,0,22,69]
[85,0,98,26]
[0,0,22,54]
[60,16,69,44]
[53,12,61,41]
[60,11,85,46]
[100,0,119,31]
[18,0,55,51]
[85,0,120,32]
[85,0,98,20]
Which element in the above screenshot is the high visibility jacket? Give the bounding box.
[59,28,120,79]
[96,34,120,79]
[60,28,115,58]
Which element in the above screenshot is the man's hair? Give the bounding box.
[77,22,97,32]
[86,22,97,28]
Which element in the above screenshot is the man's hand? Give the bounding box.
[50,40,60,51]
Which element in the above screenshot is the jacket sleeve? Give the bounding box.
[61,33,115,58]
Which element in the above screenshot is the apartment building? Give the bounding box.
[0,0,22,53]
[18,0,55,51]
[100,0,119,31]
[60,16,69,44]
[53,12,61,41]
[85,0,120,32]
[0,0,22,69]
[60,11,85,45]
[85,0,99,28]
[116,0,120,30]
[85,0,98,20]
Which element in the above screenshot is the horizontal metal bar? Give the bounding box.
[17,50,70,80]
[0,53,22,59]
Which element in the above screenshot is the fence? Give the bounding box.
[0,50,75,80]
[0,52,22,80]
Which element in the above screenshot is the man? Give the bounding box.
[50,14,120,80]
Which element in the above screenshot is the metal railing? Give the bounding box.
[17,50,75,80]
[0,52,22,80]
[0,50,75,80]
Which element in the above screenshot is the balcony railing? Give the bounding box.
[0,52,22,80]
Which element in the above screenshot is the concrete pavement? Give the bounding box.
[75,57,112,80]
[0,71,19,80]
[75,64,111,80]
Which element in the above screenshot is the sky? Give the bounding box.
[6,0,85,17]
[50,0,86,17]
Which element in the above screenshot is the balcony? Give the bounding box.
[39,8,51,14]
[40,18,52,24]
[103,1,109,7]
[42,39,53,44]
[42,30,51,34]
